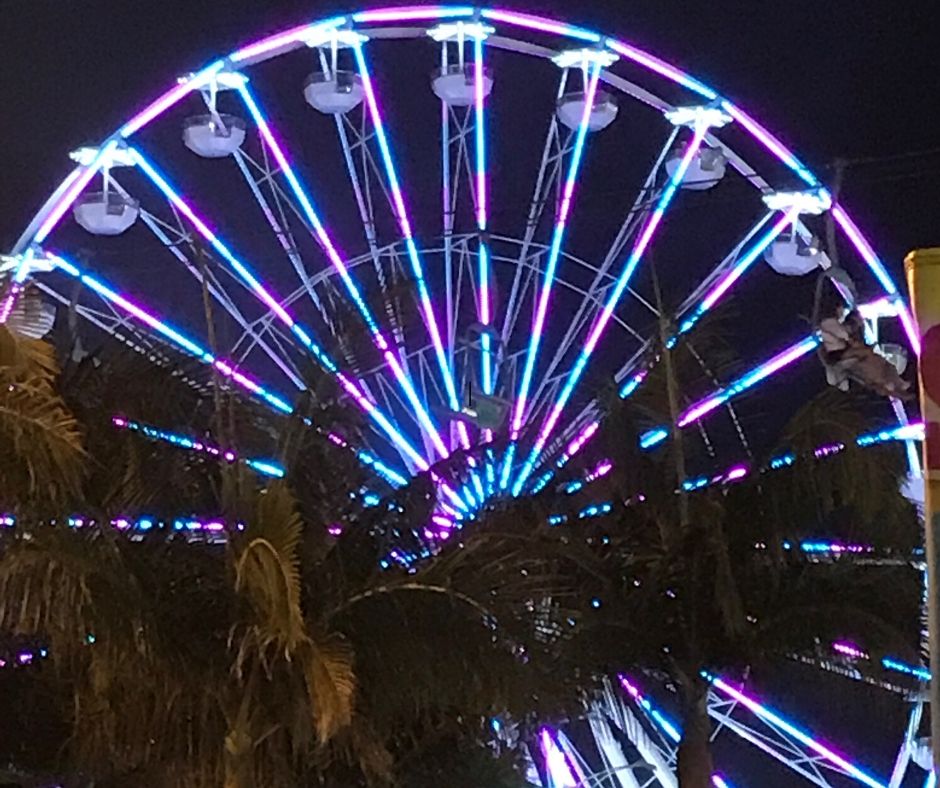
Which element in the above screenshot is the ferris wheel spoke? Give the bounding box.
[234,82,453,462]
[230,148,333,328]
[627,334,822,450]
[499,59,605,495]
[531,127,681,412]
[127,145,438,474]
[352,41,468,449]
[511,114,717,494]
[108,178,308,392]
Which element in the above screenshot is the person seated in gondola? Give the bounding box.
[819,305,911,399]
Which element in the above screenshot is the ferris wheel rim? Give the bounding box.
[6,4,921,490]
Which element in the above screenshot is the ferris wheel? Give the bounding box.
[1,7,928,784]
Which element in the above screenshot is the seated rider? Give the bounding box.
[819,306,911,399]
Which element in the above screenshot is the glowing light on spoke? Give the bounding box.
[237,83,450,461]
[113,414,285,478]
[352,43,464,441]
[719,101,819,188]
[51,253,294,415]
[512,121,710,494]
[832,205,920,355]
[678,335,820,428]
[678,209,798,335]
[540,729,579,787]
[230,17,346,63]
[708,675,887,788]
[129,147,436,473]
[511,60,603,443]
[354,6,474,23]
[472,33,495,396]
[481,9,601,42]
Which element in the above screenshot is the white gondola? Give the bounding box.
[431,63,493,106]
[665,145,727,190]
[764,236,828,276]
[556,89,618,132]
[303,71,365,114]
[73,191,139,236]
[183,113,247,158]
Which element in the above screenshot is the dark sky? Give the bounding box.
[3,0,939,258]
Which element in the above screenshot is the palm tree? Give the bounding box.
[539,325,922,786]
[0,324,83,508]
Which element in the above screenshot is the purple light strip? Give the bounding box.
[51,253,293,414]
[230,17,346,64]
[606,39,718,100]
[481,9,601,42]
[719,101,819,188]
[708,675,886,788]
[513,123,710,494]
[680,209,798,333]
[236,83,451,461]
[120,62,225,137]
[351,42,466,444]
[678,335,820,427]
[511,60,604,438]
[50,253,416,493]
[539,729,579,787]
[473,33,494,396]
[832,205,920,356]
[353,6,474,23]
[128,147,440,477]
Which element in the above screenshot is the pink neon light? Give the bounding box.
[701,209,798,311]
[120,63,223,138]
[230,18,345,64]
[35,158,108,244]
[832,205,921,356]
[719,101,817,188]
[710,676,884,788]
[354,6,472,22]
[678,337,818,427]
[482,9,600,42]
[241,86,449,460]
[528,125,709,462]
[606,40,717,100]
[724,465,748,482]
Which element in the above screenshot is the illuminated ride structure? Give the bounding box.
[1,7,929,786]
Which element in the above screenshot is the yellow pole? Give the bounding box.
[905,248,940,775]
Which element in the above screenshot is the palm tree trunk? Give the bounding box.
[677,688,714,788]
[223,727,253,788]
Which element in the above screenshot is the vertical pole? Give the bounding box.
[905,247,940,776]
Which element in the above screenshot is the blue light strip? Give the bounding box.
[677,210,796,336]
[236,83,451,463]
[113,415,285,478]
[511,122,711,495]
[677,335,821,428]
[51,254,414,490]
[351,42,464,433]
[473,34,494,397]
[510,61,603,440]
[129,147,438,477]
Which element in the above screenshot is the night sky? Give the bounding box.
[2,2,938,785]
[3,1,938,256]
